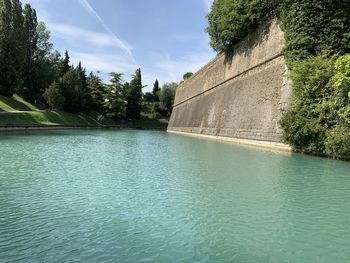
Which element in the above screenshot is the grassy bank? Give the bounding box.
[0,95,168,130]
[0,94,39,112]
[0,111,100,126]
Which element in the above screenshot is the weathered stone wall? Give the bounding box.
[168,21,291,143]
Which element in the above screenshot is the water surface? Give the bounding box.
[1,130,350,262]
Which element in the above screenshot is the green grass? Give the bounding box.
[0,111,101,126]
[0,94,101,127]
[0,94,39,111]
[0,94,168,129]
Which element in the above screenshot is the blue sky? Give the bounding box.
[23,0,215,91]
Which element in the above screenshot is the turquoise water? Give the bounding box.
[0,130,350,263]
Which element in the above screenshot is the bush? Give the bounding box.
[281,110,326,152]
[43,82,65,110]
[333,54,350,96]
[281,54,350,157]
[325,126,350,157]
[158,83,177,117]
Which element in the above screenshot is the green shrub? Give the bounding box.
[325,126,350,157]
[281,54,350,157]
[333,54,350,96]
[43,82,65,110]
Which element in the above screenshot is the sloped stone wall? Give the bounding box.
[168,21,291,143]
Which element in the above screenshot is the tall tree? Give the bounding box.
[152,79,160,102]
[59,67,85,113]
[0,0,25,96]
[20,3,38,99]
[158,82,177,117]
[104,72,126,119]
[126,68,143,119]
[76,61,89,110]
[29,22,57,103]
[87,72,105,113]
[36,22,53,57]
[59,50,70,77]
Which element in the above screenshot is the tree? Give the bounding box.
[20,3,38,99]
[87,72,106,113]
[158,82,177,117]
[206,0,280,52]
[76,61,89,111]
[60,67,85,113]
[104,72,126,119]
[28,22,57,103]
[0,0,25,96]
[126,68,143,119]
[183,72,193,80]
[152,79,160,102]
[36,22,53,57]
[43,81,64,110]
[143,92,154,103]
[59,50,70,77]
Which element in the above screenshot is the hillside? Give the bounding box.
[0,95,103,127]
[0,95,168,129]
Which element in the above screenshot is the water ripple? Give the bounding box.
[0,130,350,262]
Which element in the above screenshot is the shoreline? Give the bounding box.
[167,130,292,152]
[167,130,350,161]
[0,125,167,132]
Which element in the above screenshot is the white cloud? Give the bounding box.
[69,51,136,74]
[78,0,136,64]
[142,46,215,91]
[135,32,216,91]
[49,23,133,50]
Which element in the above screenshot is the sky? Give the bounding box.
[23,0,216,91]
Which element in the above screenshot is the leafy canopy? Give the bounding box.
[207,0,279,52]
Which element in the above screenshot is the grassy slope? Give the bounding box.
[0,94,39,111]
[0,111,101,126]
[0,95,101,126]
[0,95,168,129]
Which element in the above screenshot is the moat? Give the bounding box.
[1,130,350,262]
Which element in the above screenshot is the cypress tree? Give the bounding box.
[152,79,160,102]
[59,50,70,77]
[76,61,90,111]
[126,68,143,119]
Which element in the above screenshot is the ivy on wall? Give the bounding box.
[207,0,350,157]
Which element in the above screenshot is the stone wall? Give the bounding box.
[168,21,291,143]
